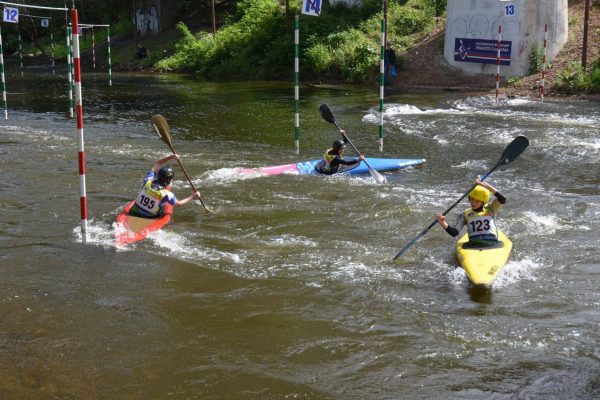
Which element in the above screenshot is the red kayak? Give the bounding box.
[115,201,173,247]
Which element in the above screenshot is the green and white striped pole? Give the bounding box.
[66,22,74,118]
[107,26,112,86]
[0,24,7,119]
[294,14,300,154]
[378,19,385,152]
[50,32,55,75]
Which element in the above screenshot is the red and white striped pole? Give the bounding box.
[71,7,88,243]
[540,23,548,102]
[495,25,502,103]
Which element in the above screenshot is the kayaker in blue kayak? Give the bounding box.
[315,130,365,175]
[435,179,506,246]
[128,154,201,219]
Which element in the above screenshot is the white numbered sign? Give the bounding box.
[301,0,321,17]
[41,19,49,28]
[504,4,516,16]
[3,6,19,23]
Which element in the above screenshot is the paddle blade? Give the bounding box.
[151,114,172,145]
[495,135,529,168]
[369,168,387,184]
[319,104,336,124]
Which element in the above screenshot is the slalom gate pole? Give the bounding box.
[495,25,502,103]
[107,26,112,86]
[91,26,96,69]
[0,24,7,119]
[294,14,299,154]
[71,7,88,243]
[66,22,74,118]
[540,23,548,102]
[379,19,385,152]
[18,27,23,76]
[50,32,55,75]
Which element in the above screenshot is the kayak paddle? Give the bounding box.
[393,135,529,261]
[319,104,386,184]
[151,114,211,214]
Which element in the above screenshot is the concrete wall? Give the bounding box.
[444,0,568,76]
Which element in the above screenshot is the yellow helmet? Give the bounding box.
[469,185,491,204]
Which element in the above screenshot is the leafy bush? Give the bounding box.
[528,45,545,75]
[555,61,589,93]
[305,29,379,81]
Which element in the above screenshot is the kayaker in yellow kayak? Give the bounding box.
[435,179,506,246]
[315,130,365,175]
[128,154,201,219]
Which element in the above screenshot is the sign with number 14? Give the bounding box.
[3,6,19,23]
[301,0,321,17]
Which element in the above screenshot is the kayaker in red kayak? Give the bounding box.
[435,178,506,246]
[128,154,201,219]
[315,130,365,175]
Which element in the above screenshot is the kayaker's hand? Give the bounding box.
[476,178,496,194]
[436,214,448,229]
[172,154,181,161]
[359,155,365,162]
[192,191,201,199]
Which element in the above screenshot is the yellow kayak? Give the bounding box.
[456,230,512,288]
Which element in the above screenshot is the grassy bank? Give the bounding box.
[156,0,439,82]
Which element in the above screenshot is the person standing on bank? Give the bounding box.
[384,42,397,85]
[128,154,201,218]
[315,130,365,175]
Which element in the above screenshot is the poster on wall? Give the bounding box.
[454,38,512,65]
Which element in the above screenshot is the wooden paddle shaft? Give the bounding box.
[165,141,210,213]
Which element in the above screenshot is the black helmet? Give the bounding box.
[157,166,174,186]
[332,139,346,152]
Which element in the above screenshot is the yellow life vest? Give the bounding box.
[464,206,499,242]
[134,180,170,217]
[319,149,337,173]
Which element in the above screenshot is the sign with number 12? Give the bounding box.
[3,6,19,23]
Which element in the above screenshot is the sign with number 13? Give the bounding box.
[504,4,516,16]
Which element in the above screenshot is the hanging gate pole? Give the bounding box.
[50,32,55,75]
[107,26,112,86]
[66,22,74,117]
[0,24,7,119]
[378,19,385,152]
[540,23,548,102]
[294,15,300,154]
[495,25,502,103]
[71,7,88,243]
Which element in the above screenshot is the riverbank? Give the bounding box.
[94,0,599,100]
[392,0,599,100]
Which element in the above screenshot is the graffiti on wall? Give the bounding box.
[136,6,159,36]
[449,14,520,43]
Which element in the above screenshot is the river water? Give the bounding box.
[1,70,599,399]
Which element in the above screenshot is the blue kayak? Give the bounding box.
[235,157,426,177]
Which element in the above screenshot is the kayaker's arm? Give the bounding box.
[494,191,506,204]
[152,154,180,173]
[174,191,201,207]
[436,213,464,237]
